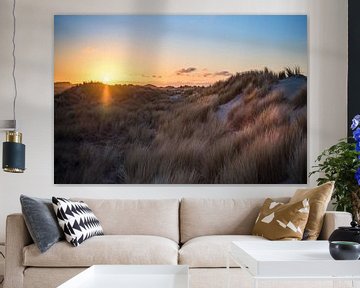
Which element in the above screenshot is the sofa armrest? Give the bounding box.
[4,214,32,288]
[318,211,352,240]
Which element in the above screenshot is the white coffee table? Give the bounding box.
[58,265,189,288]
[228,241,360,288]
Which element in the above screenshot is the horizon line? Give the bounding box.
[54,73,308,88]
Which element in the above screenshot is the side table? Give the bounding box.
[227,241,360,288]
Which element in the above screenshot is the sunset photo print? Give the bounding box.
[54,15,308,184]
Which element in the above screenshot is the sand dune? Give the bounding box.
[216,75,307,122]
[54,82,74,95]
[54,68,307,184]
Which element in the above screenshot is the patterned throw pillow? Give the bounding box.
[52,197,104,247]
[289,181,334,240]
[252,198,310,240]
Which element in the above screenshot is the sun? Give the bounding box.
[102,75,111,84]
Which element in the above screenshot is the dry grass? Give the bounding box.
[55,68,307,184]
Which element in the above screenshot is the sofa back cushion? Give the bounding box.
[72,198,179,243]
[180,198,289,243]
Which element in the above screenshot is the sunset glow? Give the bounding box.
[54,15,307,86]
[102,85,111,106]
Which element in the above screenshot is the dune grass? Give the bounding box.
[55,68,307,184]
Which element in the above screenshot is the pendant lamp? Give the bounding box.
[1,0,25,173]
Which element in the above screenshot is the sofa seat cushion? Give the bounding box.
[72,199,180,243]
[179,235,267,268]
[23,235,179,267]
[180,198,289,243]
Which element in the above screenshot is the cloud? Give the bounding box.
[201,70,233,78]
[176,67,197,75]
[203,72,213,77]
[214,71,232,77]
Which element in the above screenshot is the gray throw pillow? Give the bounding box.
[20,195,64,253]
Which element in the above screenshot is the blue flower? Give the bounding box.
[352,115,360,130]
[353,128,360,142]
[356,167,360,186]
[357,142,360,152]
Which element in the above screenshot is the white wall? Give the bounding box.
[0,0,348,242]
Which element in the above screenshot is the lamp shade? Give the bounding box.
[2,131,25,173]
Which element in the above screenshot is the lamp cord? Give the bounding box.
[11,0,17,129]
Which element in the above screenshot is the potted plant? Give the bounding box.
[310,115,360,222]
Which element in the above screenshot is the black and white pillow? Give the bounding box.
[52,197,104,247]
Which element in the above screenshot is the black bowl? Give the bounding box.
[329,241,360,260]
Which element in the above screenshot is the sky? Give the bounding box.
[54,15,307,86]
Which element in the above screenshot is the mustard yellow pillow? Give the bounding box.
[289,181,334,240]
[252,198,310,240]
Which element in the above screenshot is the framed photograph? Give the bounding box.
[54,15,307,184]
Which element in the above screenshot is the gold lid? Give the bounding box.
[6,131,22,143]
[3,167,24,173]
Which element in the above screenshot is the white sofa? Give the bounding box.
[4,198,352,288]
